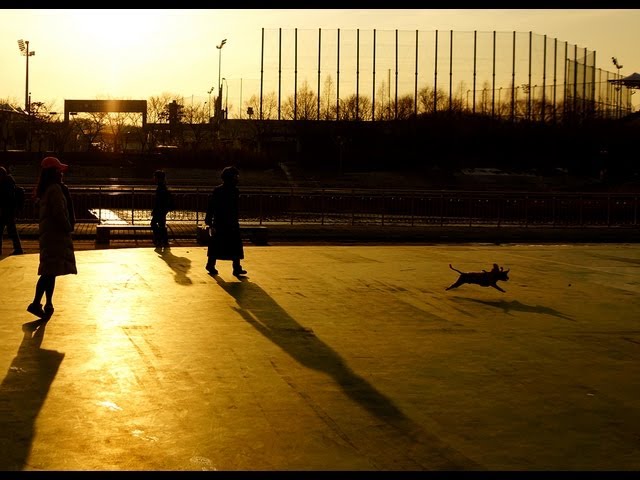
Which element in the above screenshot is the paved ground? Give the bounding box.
[1,240,640,471]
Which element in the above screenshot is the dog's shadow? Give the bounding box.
[457,297,575,321]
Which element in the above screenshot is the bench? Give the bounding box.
[95,224,155,245]
[196,225,269,246]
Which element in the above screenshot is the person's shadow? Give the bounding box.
[156,247,193,285]
[0,319,65,471]
[213,275,480,469]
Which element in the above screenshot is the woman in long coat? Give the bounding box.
[204,166,246,276]
[26,157,77,320]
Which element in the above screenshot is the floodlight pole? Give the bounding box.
[216,39,227,120]
[17,39,35,114]
[612,57,623,118]
[207,86,215,121]
[222,78,228,119]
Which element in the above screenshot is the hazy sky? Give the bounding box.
[2,9,639,113]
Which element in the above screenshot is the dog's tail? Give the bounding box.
[449,264,463,274]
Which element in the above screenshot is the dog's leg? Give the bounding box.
[446,280,464,291]
[491,284,506,293]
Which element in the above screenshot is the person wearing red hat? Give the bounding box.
[26,157,77,320]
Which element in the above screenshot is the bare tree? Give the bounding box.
[106,112,139,153]
[452,81,467,113]
[0,98,23,151]
[251,92,278,120]
[321,75,336,120]
[67,112,108,151]
[338,94,359,120]
[375,79,391,120]
[281,80,318,120]
[148,93,178,124]
[417,85,448,115]
[395,94,416,119]
[180,101,211,150]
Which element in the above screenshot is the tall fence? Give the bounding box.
[15,186,640,228]
[239,28,633,123]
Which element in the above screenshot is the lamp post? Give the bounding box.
[207,86,215,121]
[17,39,35,114]
[222,78,228,119]
[216,38,227,119]
[612,57,623,118]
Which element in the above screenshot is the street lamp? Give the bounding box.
[17,39,35,114]
[207,86,215,120]
[216,38,227,119]
[612,57,623,118]
[222,78,228,119]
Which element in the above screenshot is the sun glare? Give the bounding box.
[69,10,165,53]
[62,10,173,97]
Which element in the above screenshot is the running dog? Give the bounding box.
[445,263,510,292]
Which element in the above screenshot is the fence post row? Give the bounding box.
[255,28,629,123]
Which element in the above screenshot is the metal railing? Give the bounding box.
[16,186,639,228]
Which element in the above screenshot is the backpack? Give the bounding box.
[14,185,25,212]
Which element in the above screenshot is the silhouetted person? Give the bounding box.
[27,157,77,320]
[0,166,24,255]
[151,169,173,249]
[204,166,247,276]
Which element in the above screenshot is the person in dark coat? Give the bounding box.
[27,157,77,320]
[151,170,173,249]
[0,166,24,255]
[204,166,246,277]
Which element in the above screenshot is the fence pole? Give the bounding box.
[98,187,102,224]
[290,187,294,225]
[259,188,264,225]
[196,188,200,226]
[410,193,415,227]
[579,195,583,226]
[350,189,355,226]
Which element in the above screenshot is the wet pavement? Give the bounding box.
[1,241,640,471]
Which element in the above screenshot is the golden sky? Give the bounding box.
[2,9,639,114]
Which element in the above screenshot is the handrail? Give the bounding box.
[16,186,639,228]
